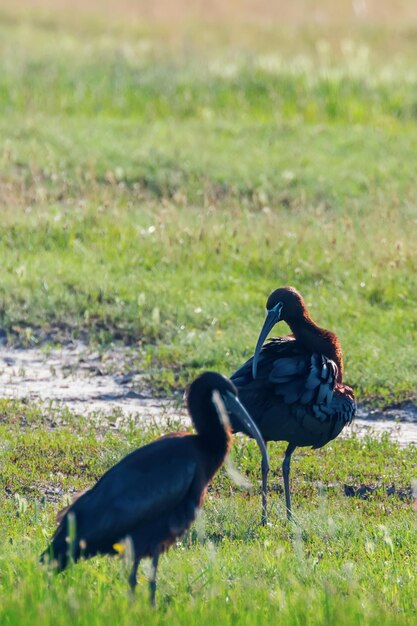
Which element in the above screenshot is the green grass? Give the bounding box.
[1,17,417,398]
[1,400,417,626]
[1,7,417,624]
[1,12,417,397]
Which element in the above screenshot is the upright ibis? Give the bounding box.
[230,287,356,522]
[41,371,268,605]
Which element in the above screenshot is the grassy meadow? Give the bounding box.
[1,401,417,625]
[0,2,417,624]
[0,4,417,396]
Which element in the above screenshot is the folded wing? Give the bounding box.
[55,437,198,548]
[231,338,355,444]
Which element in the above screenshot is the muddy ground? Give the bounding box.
[1,344,416,446]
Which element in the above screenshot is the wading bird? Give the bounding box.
[41,372,268,605]
[230,287,355,522]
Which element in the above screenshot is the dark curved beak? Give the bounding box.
[223,391,269,474]
[252,304,283,379]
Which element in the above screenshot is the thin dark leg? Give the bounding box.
[149,551,160,607]
[128,556,141,593]
[261,442,269,525]
[282,443,296,521]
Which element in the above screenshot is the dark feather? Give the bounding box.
[230,337,355,448]
[68,441,198,547]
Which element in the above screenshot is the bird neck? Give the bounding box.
[193,405,233,460]
[287,312,344,382]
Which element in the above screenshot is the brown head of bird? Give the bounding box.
[252,286,344,382]
[266,286,306,323]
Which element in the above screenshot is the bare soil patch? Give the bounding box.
[0,344,186,424]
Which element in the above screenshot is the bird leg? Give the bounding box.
[282,443,296,521]
[149,551,160,607]
[128,555,141,594]
[261,442,269,525]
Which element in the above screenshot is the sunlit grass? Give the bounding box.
[1,182,416,396]
[1,10,417,398]
[1,400,417,625]
[0,5,417,625]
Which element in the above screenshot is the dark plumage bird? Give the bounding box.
[230,287,356,522]
[40,371,268,605]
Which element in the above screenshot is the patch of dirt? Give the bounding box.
[0,345,416,446]
[0,344,186,424]
[347,403,417,446]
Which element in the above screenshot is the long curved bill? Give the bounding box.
[252,303,283,379]
[223,391,269,474]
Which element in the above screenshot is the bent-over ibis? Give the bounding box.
[41,371,268,605]
[230,286,356,522]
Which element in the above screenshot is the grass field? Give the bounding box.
[0,2,417,624]
[1,4,417,397]
[1,401,417,625]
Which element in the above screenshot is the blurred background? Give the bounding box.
[5,0,417,23]
[0,0,416,397]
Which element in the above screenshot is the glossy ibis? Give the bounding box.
[230,287,356,522]
[41,371,269,605]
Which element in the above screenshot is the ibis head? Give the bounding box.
[186,372,268,471]
[252,287,308,379]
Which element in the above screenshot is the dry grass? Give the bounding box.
[3,0,417,25]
